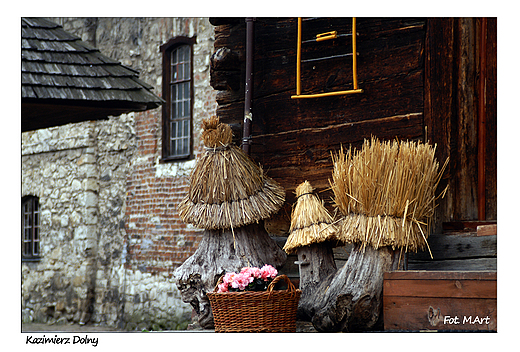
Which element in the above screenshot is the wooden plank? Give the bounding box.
[423,18,455,235]
[484,18,497,220]
[477,224,497,237]
[408,232,496,261]
[384,270,496,281]
[407,258,497,271]
[383,277,497,299]
[443,220,497,231]
[383,296,497,331]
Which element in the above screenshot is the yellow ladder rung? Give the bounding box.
[316,31,337,42]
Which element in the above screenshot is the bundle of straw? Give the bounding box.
[330,137,448,253]
[283,181,341,254]
[178,116,285,230]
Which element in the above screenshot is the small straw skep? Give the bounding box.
[178,116,285,230]
[283,181,341,254]
[330,137,448,253]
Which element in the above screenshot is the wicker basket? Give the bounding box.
[207,274,301,332]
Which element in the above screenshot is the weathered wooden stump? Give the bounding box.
[295,243,337,320]
[174,221,286,328]
[311,244,405,332]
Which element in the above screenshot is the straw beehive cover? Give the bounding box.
[178,116,285,230]
[331,137,448,253]
[283,181,341,254]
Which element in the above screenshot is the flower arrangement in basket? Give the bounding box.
[207,265,302,333]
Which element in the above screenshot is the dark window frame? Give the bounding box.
[160,36,197,162]
[22,196,41,261]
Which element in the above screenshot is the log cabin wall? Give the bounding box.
[424,18,497,231]
[210,17,497,239]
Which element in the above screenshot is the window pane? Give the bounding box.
[24,243,30,256]
[184,62,190,79]
[177,84,183,102]
[184,82,190,99]
[183,119,189,136]
[178,63,184,81]
[171,121,177,140]
[170,139,177,155]
[182,138,188,154]
[184,101,189,117]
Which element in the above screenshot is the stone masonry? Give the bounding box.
[21,18,217,330]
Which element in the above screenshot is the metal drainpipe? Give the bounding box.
[242,17,255,155]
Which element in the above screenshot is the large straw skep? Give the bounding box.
[330,137,448,254]
[283,181,341,254]
[178,116,285,230]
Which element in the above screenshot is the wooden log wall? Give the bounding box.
[211,18,427,235]
[424,18,497,230]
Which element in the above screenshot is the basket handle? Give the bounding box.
[267,274,297,299]
[213,275,224,292]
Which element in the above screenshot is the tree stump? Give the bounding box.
[174,221,286,329]
[311,244,405,332]
[295,243,337,320]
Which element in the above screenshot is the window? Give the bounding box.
[22,196,40,261]
[161,37,196,160]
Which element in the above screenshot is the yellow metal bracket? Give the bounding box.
[291,17,363,99]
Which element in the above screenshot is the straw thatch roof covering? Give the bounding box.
[178,117,285,230]
[331,137,448,253]
[283,181,341,254]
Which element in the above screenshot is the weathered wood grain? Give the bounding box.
[295,243,337,321]
[409,233,497,261]
[408,258,496,271]
[384,297,497,331]
[383,271,497,331]
[311,245,405,332]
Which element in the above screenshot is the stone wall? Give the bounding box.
[22,18,217,330]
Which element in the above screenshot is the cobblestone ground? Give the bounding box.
[22,323,121,333]
[22,321,316,333]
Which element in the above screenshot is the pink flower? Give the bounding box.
[233,272,254,290]
[217,264,278,293]
[259,264,278,280]
[222,272,236,285]
[217,282,228,293]
[240,266,261,279]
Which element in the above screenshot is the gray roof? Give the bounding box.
[22,17,163,131]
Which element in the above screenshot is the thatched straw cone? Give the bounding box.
[283,181,341,254]
[178,116,285,230]
[330,137,448,254]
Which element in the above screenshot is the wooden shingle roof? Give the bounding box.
[22,17,164,132]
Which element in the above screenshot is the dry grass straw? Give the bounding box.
[331,137,448,253]
[283,181,341,254]
[178,116,285,230]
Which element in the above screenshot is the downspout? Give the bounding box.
[242,17,255,155]
[478,18,487,220]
